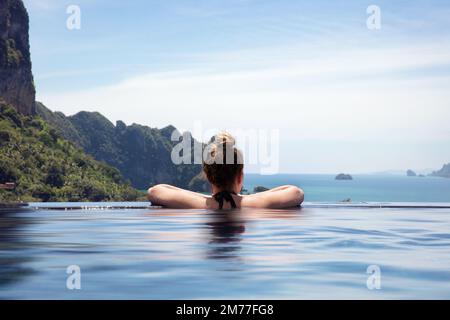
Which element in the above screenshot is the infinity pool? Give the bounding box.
[1,202,450,299]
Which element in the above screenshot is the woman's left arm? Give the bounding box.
[241,185,304,209]
[147,184,208,209]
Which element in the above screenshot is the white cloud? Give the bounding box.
[38,42,450,172]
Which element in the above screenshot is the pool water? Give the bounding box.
[1,202,450,299]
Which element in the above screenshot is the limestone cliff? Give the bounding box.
[36,102,205,191]
[0,0,35,115]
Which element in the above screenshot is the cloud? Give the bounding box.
[37,41,450,173]
[28,0,450,173]
[40,41,450,137]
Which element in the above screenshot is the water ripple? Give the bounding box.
[1,205,450,299]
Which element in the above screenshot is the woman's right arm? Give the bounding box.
[241,185,304,209]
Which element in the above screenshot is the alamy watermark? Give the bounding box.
[170,122,280,175]
[66,5,81,30]
[366,265,381,290]
[66,265,81,290]
[366,5,381,30]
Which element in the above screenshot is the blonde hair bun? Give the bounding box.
[213,131,236,146]
[203,132,244,190]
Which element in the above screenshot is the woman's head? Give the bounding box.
[203,132,244,192]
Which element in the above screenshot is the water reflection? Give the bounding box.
[3,204,450,299]
[204,209,300,261]
[0,209,36,291]
[205,211,246,260]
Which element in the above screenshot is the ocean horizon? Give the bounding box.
[243,174,450,203]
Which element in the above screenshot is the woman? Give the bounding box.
[147,132,304,209]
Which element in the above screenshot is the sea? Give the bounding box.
[243,174,450,203]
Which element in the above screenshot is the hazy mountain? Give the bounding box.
[430,163,450,178]
[371,168,435,176]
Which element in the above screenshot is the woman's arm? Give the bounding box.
[147,184,208,209]
[241,185,304,209]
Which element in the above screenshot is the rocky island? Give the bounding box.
[253,186,269,193]
[430,163,450,179]
[335,173,353,180]
[407,169,417,177]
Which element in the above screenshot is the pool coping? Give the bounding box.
[2,201,450,211]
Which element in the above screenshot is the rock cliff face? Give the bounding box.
[0,0,35,115]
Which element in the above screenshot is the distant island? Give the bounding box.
[430,163,450,178]
[335,173,353,180]
[407,169,417,177]
[253,186,269,193]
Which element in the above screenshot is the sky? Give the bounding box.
[23,0,450,174]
